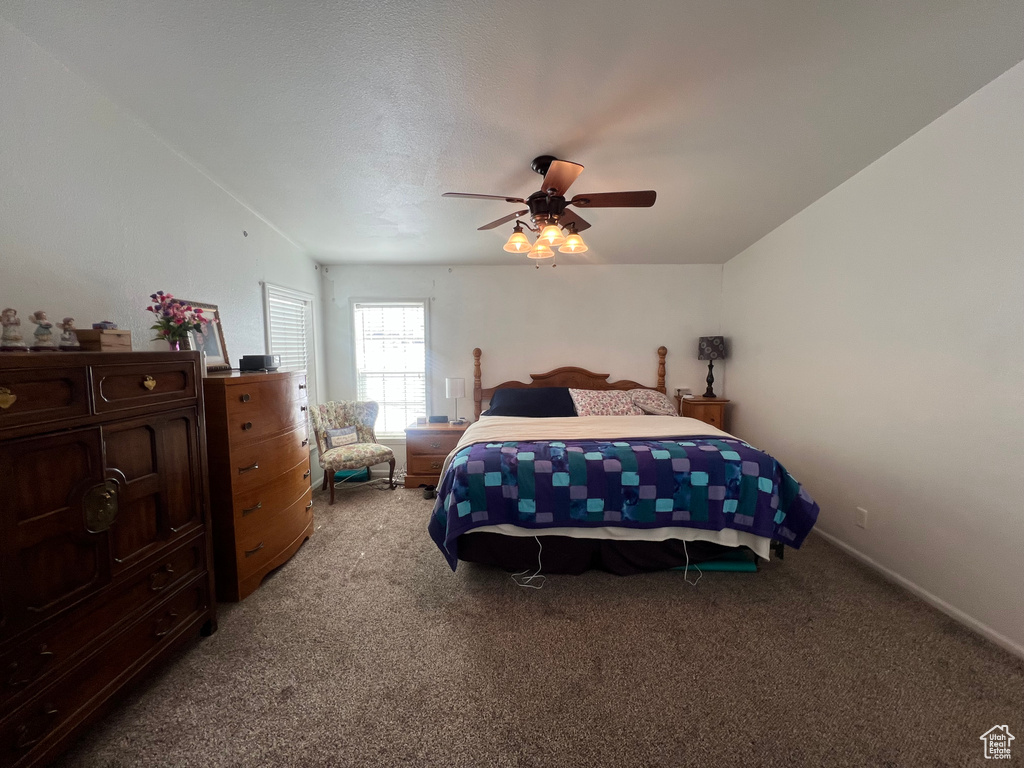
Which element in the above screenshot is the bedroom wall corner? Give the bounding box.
[720,61,1024,657]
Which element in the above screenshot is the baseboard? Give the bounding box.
[812,528,1024,661]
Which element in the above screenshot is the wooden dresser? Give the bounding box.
[203,370,312,602]
[404,422,468,488]
[0,351,215,768]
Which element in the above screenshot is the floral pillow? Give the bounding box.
[326,426,359,449]
[628,388,679,416]
[568,388,644,416]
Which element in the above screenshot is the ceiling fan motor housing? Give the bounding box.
[526,190,566,226]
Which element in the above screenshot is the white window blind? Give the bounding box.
[353,301,426,438]
[264,284,316,404]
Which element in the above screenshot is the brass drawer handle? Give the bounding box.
[6,646,55,689]
[240,393,251,403]
[0,386,16,410]
[142,375,156,391]
[238,462,259,474]
[153,612,180,638]
[429,441,441,449]
[242,421,253,430]
[14,703,58,751]
[242,501,262,516]
[149,564,175,592]
[431,461,441,469]
[245,542,265,557]
[303,470,310,480]
[305,501,313,510]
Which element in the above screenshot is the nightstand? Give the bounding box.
[677,396,730,431]
[404,422,469,488]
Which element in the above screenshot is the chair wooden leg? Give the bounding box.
[388,458,396,489]
[329,471,335,506]
[321,471,329,492]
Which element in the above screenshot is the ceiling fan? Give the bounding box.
[443,155,656,262]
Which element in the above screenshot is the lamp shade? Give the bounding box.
[558,230,588,253]
[502,223,531,253]
[527,242,555,259]
[538,224,566,247]
[445,377,466,399]
[697,336,727,361]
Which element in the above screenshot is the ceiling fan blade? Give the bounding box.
[478,210,530,231]
[541,160,585,196]
[569,190,657,208]
[558,209,591,232]
[443,192,527,203]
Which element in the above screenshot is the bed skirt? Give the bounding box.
[457,532,752,576]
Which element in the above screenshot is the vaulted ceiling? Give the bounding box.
[2,1,1022,265]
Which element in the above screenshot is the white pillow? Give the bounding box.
[628,388,679,416]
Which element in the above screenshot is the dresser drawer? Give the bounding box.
[235,487,313,579]
[0,578,209,767]
[225,374,307,420]
[408,454,448,476]
[232,457,311,523]
[0,536,206,712]
[226,394,307,446]
[227,424,310,495]
[92,360,196,414]
[407,430,462,457]
[0,367,90,430]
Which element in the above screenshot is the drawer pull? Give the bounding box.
[242,501,263,516]
[242,421,253,430]
[240,393,251,403]
[238,462,259,474]
[301,439,309,448]
[0,386,16,410]
[301,405,308,412]
[429,441,441,449]
[6,646,55,689]
[149,564,175,592]
[298,383,306,390]
[431,461,441,469]
[245,542,265,557]
[303,470,310,480]
[153,612,180,638]
[14,703,58,751]
[142,375,156,391]
[305,500,313,510]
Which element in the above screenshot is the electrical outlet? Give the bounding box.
[855,507,868,529]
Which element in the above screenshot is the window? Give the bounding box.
[352,301,426,438]
[263,283,317,404]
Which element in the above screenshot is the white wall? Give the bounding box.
[322,264,724,463]
[722,62,1024,656]
[0,18,323,394]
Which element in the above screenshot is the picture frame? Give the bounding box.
[179,300,231,372]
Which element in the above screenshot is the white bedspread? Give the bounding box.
[442,415,772,559]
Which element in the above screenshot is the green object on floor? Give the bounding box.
[672,548,758,572]
[334,467,371,483]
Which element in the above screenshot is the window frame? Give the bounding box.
[262,282,318,406]
[349,297,430,441]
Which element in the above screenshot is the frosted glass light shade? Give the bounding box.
[527,243,555,259]
[502,228,531,253]
[538,224,566,247]
[445,377,466,399]
[559,231,588,253]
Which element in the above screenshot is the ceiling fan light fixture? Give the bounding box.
[527,242,555,260]
[559,230,588,253]
[538,224,566,247]
[502,222,531,253]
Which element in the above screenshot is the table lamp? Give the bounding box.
[697,336,727,398]
[446,377,466,424]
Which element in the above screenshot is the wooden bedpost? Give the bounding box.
[657,346,667,393]
[473,348,482,421]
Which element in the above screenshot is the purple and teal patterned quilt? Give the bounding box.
[427,435,819,570]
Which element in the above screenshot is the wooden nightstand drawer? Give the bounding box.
[679,397,730,431]
[404,422,468,488]
[407,430,462,457]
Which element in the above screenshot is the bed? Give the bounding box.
[427,347,819,575]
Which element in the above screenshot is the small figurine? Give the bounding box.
[29,311,57,351]
[0,308,28,352]
[57,317,80,351]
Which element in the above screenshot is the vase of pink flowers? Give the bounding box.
[146,291,208,350]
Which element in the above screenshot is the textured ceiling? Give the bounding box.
[2,1,1022,265]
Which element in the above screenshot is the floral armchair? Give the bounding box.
[309,400,395,504]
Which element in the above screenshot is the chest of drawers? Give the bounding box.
[404,422,468,488]
[0,351,215,768]
[203,371,313,601]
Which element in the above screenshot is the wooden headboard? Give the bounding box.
[472,346,668,420]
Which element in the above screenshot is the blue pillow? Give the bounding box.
[482,387,577,418]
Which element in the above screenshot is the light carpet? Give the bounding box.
[56,484,1024,767]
